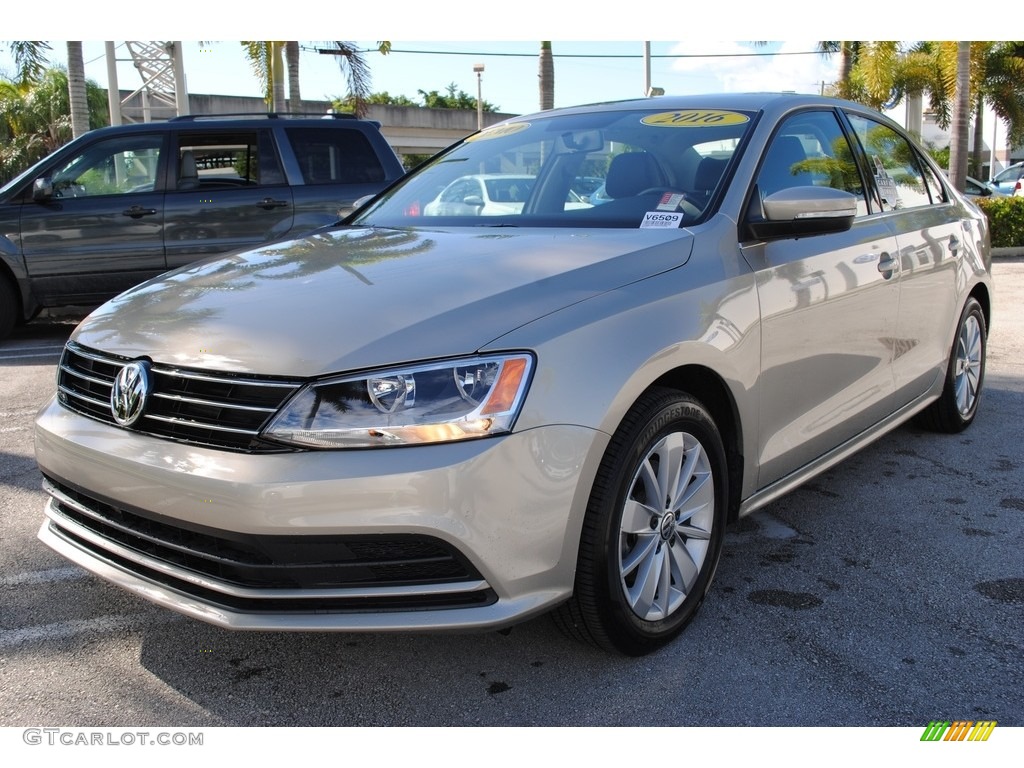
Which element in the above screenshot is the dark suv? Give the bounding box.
[0,113,405,338]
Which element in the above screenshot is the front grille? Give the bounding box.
[43,476,494,613]
[56,342,302,452]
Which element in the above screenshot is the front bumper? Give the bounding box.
[35,397,606,631]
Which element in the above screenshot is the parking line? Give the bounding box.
[0,614,153,651]
[0,567,88,588]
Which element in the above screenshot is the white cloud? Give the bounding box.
[666,41,840,96]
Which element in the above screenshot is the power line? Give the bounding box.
[309,45,825,60]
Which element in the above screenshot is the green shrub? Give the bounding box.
[975,196,1024,248]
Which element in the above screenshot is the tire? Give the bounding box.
[916,297,986,433]
[0,276,19,341]
[554,388,727,656]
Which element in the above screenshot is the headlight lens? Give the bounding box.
[263,354,533,448]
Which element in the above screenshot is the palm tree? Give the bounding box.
[241,41,286,112]
[3,41,51,86]
[948,42,971,193]
[539,42,554,110]
[242,41,389,116]
[0,67,108,183]
[285,41,301,109]
[66,41,90,138]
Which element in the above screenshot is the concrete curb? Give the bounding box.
[993,247,1024,259]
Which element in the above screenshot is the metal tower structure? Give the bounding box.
[106,41,189,125]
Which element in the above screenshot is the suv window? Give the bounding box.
[175,130,284,190]
[285,127,387,185]
[49,135,163,197]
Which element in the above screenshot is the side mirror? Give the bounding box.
[33,177,54,201]
[746,186,857,241]
[463,195,485,208]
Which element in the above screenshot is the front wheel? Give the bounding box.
[554,388,727,655]
[916,297,986,433]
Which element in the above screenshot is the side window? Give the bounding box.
[845,114,934,210]
[756,111,869,216]
[285,127,386,185]
[175,130,283,190]
[48,135,162,197]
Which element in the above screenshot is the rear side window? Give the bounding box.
[845,114,938,210]
[285,127,386,185]
[175,130,285,190]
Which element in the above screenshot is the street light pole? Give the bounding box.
[473,64,485,131]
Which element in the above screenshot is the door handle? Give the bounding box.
[949,235,961,256]
[256,198,289,210]
[122,205,157,218]
[877,254,899,279]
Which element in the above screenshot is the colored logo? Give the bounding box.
[920,721,997,742]
[641,110,750,128]
[111,360,152,427]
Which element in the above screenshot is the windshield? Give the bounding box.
[353,107,755,229]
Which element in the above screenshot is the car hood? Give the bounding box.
[72,226,693,377]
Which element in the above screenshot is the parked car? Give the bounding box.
[987,161,1024,196]
[0,113,405,339]
[965,175,1007,198]
[423,174,537,216]
[423,174,591,216]
[35,94,992,656]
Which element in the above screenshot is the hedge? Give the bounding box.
[975,196,1024,249]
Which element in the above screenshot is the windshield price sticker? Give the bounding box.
[641,110,750,127]
[641,211,684,228]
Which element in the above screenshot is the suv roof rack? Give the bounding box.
[168,112,359,122]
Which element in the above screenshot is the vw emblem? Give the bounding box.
[110,361,152,427]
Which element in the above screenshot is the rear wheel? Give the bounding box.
[554,388,727,655]
[0,276,19,341]
[916,297,986,433]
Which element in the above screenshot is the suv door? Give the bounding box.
[19,133,166,305]
[163,129,294,269]
[740,110,901,487]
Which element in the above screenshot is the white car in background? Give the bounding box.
[424,174,538,216]
[424,174,591,216]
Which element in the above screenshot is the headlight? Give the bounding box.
[263,354,534,448]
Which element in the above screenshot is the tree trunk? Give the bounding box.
[971,91,985,179]
[539,41,554,111]
[66,41,90,137]
[838,42,855,99]
[286,41,301,111]
[271,42,286,113]
[948,42,971,193]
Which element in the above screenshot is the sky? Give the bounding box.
[3,4,989,119]
[1,41,846,117]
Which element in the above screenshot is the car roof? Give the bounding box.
[70,113,382,138]
[500,92,872,121]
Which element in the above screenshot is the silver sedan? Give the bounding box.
[35,94,992,655]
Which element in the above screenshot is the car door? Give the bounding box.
[19,132,167,305]
[844,112,962,405]
[163,128,294,270]
[739,110,901,488]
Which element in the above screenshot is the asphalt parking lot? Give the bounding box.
[0,259,1021,729]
